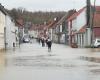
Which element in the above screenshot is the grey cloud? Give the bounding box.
[1,0,100,11]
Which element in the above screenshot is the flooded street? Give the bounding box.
[0,42,100,80]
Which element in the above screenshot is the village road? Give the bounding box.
[0,40,100,80]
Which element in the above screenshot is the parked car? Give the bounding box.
[71,43,78,48]
[23,38,30,43]
[93,38,100,48]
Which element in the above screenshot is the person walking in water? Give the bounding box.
[41,37,45,47]
[38,37,41,44]
[47,38,52,52]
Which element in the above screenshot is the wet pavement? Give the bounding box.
[0,41,100,80]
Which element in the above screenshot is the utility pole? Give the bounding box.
[91,0,96,45]
[86,0,92,46]
[86,0,91,26]
[86,0,96,46]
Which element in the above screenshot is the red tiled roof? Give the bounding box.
[67,13,77,21]
[67,7,86,21]
[16,19,24,27]
[50,11,76,29]
[67,6,100,22]
[52,21,59,28]
[68,6,100,34]
[46,21,57,29]
[77,25,86,33]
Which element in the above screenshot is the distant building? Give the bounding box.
[29,24,39,38]
[15,18,24,44]
[24,22,32,34]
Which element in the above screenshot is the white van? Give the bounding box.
[93,38,100,48]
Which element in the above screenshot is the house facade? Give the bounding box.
[92,6,100,40]
[51,14,71,45]
[50,10,76,45]
[5,15,16,49]
[52,22,67,44]
[67,7,91,47]
[67,6,100,48]
[0,5,7,50]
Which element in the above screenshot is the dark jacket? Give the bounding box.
[47,39,52,47]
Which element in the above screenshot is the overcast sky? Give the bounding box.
[1,0,100,11]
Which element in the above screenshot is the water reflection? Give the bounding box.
[90,48,100,52]
[0,51,5,73]
[79,56,100,63]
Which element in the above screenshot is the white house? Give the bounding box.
[0,5,7,50]
[67,7,91,47]
[5,15,16,49]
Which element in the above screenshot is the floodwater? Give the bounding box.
[0,42,100,80]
